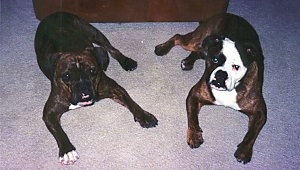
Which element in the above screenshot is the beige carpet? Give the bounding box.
[1,0,299,169]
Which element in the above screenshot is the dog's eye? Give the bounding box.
[62,73,71,82]
[211,56,219,64]
[232,65,240,71]
[89,68,97,76]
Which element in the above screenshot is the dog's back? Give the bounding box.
[197,13,263,56]
[34,12,92,55]
[34,12,97,80]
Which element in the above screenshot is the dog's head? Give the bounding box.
[53,48,102,107]
[201,35,257,91]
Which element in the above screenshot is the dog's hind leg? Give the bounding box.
[154,34,180,56]
[154,32,198,56]
[92,31,137,71]
[93,45,110,71]
[104,45,138,71]
[76,18,137,71]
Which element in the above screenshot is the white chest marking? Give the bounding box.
[211,88,241,110]
[69,104,82,110]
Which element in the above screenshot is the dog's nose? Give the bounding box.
[211,70,228,88]
[215,70,228,80]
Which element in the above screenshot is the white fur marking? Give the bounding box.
[212,88,241,110]
[59,150,79,165]
[69,104,82,110]
[92,43,100,47]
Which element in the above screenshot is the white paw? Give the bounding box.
[181,61,186,69]
[59,150,79,165]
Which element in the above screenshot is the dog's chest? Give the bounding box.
[211,88,241,110]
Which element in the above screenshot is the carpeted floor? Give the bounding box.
[1,0,299,169]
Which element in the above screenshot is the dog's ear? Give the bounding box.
[201,35,224,49]
[48,52,63,80]
[200,35,224,57]
[235,42,261,67]
[236,60,259,92]
[92,43,109,71]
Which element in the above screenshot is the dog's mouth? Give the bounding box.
[211,81,226,89]
[69,98,95,110]
[77,93,95,106]
[69,93,95,110]
[209,78,228,91]
[210,83,228,91]
[69,100,94,110]
[77,100,94,107]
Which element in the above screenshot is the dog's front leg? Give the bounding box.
[186,84,205,148]
[181,51,205,71]
[235,104,267,164]
[98,74,158,128]
[43,95,79,165]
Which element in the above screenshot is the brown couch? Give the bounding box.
[33,0,229,22]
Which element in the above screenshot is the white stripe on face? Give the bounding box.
[69,103,81,110]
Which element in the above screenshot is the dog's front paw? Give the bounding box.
[187,128,204,148]
[181,59,194,71]
[234,143,253,164]
[120,57,137,71]
[134,111,158,128]
[59,150,79,165]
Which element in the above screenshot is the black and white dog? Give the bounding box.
[155,13,267,164]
